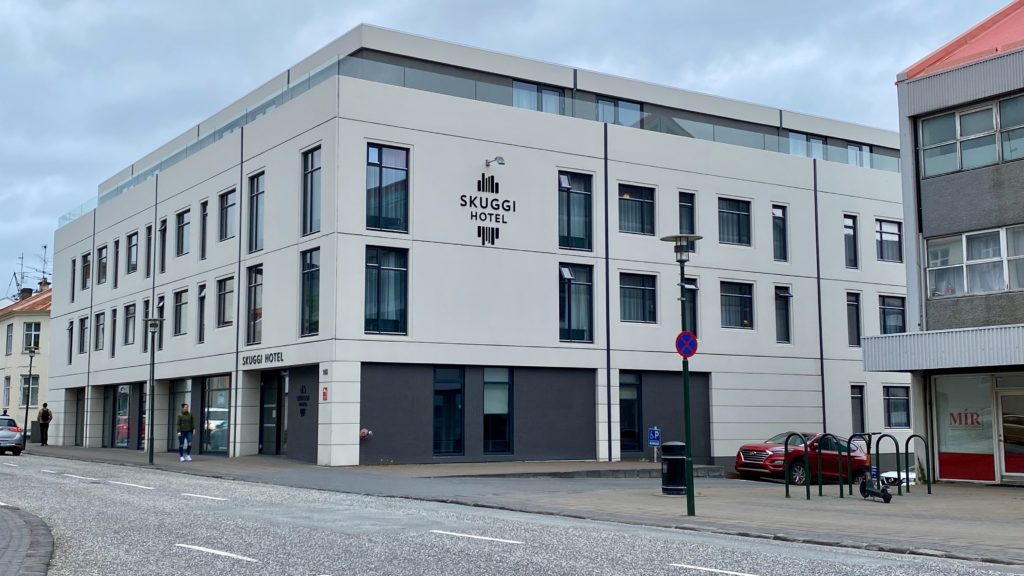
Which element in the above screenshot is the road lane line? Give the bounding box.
[108,481,154,490]
[41,470,57,474]
[0,501,7,506]
[63,474,98,481]
[3,462,18,467]
[182,493,227,501]
[175,544,258,562]
[429,530,524,545]
[669,564,759,576]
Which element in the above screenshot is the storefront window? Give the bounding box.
[203,376,231,454]
[935,375,994,481]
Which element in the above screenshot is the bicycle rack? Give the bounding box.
[875,433,902,496]
[783,431,811,500]
[904,434,933,495]
[846,433,873,496]
[815,433,844,498]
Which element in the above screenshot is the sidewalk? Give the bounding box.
[0,505,54,576]
[28,445,1024,566]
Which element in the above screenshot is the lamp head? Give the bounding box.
[145,317,163,334]
[485,156,505,167]
[660,234,702,263]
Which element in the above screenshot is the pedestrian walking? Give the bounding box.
[177,403,196,462]
[37,403,53,446]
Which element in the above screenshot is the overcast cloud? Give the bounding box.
[0,0,1008,294]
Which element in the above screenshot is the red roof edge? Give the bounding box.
[901,0,1024,81]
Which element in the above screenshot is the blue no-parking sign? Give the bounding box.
[648,426,661,447]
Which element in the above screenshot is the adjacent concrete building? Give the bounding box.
[865,0,1024,484]
[50,25,910,467]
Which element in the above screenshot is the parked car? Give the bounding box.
[0,416,25,456]
[735,432,869,484]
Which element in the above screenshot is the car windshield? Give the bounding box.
[0,417,16,427]
[764,432,813,445]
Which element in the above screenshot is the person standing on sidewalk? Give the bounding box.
[177,404,196,462]
[37,403,53,446]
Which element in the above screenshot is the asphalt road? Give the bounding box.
[1,454,1021,576]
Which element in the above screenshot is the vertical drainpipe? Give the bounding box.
[812,159,827,433]
[148,175,159,450]
[232,127,245,458]
[603,123,613,462]
[83,204,98,446]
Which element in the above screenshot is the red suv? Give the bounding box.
[735,432,869,484]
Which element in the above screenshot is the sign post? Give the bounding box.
[675,330,698,516]
[648,426,662,462]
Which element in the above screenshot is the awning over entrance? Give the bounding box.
[864,324,1024,372]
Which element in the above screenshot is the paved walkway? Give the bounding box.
[0,504,54,576]
[26,445,1024,565]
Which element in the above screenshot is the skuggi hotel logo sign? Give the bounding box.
[460,173,517,246]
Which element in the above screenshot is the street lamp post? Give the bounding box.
[145,318,163,465]
[24,346,37,449]
[661,233,701,517]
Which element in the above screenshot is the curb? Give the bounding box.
[4,506,54,576]
[435,465,724,480]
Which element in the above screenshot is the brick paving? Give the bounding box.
[0,505,54,576]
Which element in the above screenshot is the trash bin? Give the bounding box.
[661,441,687,496]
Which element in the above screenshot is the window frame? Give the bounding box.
[124,303,136,346]
[559,263,594,342]
[850,384,866,434]
[846,292,862,347]
[4,324,11,355]
[843,214,859,269]
[678,191,697,253]
[619,272,657,324]
[248,173,265,253]
[302,146,322,236]
[720,281,754,330]
[482,367,513,454]
[875,219,903,263]
[774,286,792,344]
[246,265,263,345]
[883,386,911,429]
[300,248,320,337]
[878,295,906,335]
[365,144,410,233]
[219,189,238,241]
[926,224,1024,298]
[364,246,409,335]
[619,371,643,453]
[175,209,191,257]
[918,101,1006,177]
[772,204,788,262]
[718,197,752,246]
[216,277,235,328]
[22,322,40,353]
[199,200,208,260]
[618,184,656,236]
[558,171,594,251]
[173,289,189,336]
[94,312,105,351]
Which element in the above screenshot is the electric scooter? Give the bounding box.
[859,470,892,503]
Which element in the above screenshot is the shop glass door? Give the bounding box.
[113,385,130,448]
[202,377,230,454]
[260,375,281,455]
[168,380,191,451]
[999,393,1024,477]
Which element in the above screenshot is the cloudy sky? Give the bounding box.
[0,0,1009,295]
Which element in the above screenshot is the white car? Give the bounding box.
[880,467,916,487]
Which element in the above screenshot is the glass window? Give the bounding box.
[847,293,861,346]
[20,375,39,407]
[619,372,641,453]
[1009,226,1024,290]
[618,184,655,235]
[927,236,966,298]
[4,324,11,355]
[851,385,865,434]
[112,240,119,289]
[246,265,263,345]
[248,174,265,253]
[844,215,858,268]
[156,295,165,350]
[365,246,408,334]
[70,258,76,303]
[718,198,751,245]
[620,273,656,323]
[145,225,152,277]
[1001,95,1024,129]
[883,386,910,428]
[483,368,512,454]
[22,322,40,352]
[558,172,592,250]
[433,367,464,456]
[301,248,320,336]
[82,254,92,290]
[94,312,105,351]
[176,209,191,256]
[2,377,8,408]
[199,201,208,260]
[966,231,1004,294]
[158,219,167,273]
[173,290,188,336]
[366,144,409,232]
[923,143,958,176]
[921,113,956,146]
[142,300,150,353]
[879,296,906,335]
[78,317,88,354]
[772,205,787,261]
[219,190,237,241]
[847,143,870,167]
[217,277,234,327]
[127,232,138,274]
[124,303,136,346]
[720,281,753,329]
[302,147,321,235]
[875,220,902,262]
[197,285,206,344]
[559,264,593,342]
[96,247,107,285]
[774,286,791,343]
[684,278,698,336]
[513,81,563,114]
[961,134,997,169]
[960,108,994,137]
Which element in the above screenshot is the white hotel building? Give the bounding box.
[49,25,911,467]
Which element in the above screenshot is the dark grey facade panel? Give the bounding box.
[359,363,597,464]
[926,292,1024,331]
[285,366,319,463]
[904,48,1024,116]
[624,371,712,465]
[919,160,1024,238]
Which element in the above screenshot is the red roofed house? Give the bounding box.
[0,282,53,444]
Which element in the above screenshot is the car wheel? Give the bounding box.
[789,462,807,485]
[12,448,21,456]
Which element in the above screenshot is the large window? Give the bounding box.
[883,386,910,428]
[684,278,698,336]
[720,281,753,329]
[246,265,263,345]
[433,367,464,456]
[619,372,642,453]
[301,248,320,336]
[96,245,107,285]
[366,144,409,232]
[79,253,90,290]
[199,201,208,260]
[217,277,234,327]
[619,184,655,235]
[851,385,865,434]
[176,209,191,256]
[558,172,592,250]
[219,190,237,241]
[158,218,167,273]
[173,289,188,336]
[679,191,696,252]
[144,225,153,277]
[197,284,206,344]
[916,93,1024,177]
[927,225,1024,298]
[302,147,321,235]
[94,312,105,351]
[844,215,858,268]
[789,132,825,159]
[20,375,39,407]
[124,303,136,346]
[78,317,88,354]
[4,324,11,355]
[483,367,512,454]
[875,220,902,262]
[512,81,562,114]
[620,273,656,323]
[847,292,861,346]
[774,286,792,343]
[365,246,408,334]
[22,322,40,352]
[559,264,593,342]
[772,205,787,261]
[248,174,265,253]
[597,97,642,127]
[718,198,751,245]
[879,296,906,335]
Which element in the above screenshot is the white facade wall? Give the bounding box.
[0,307,50,424]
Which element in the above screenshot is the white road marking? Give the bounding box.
[41,469,57,474]
[429,530,524,545]
[0,501,7,506]
[182,493,227,501]
[62,474,98,481]
[175,544,258,562]
[108,481,154,490]
[2,462,17,467]
[669,564,760,576]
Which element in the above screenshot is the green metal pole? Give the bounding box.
[147,328,156,465]
[680,260,695,517]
